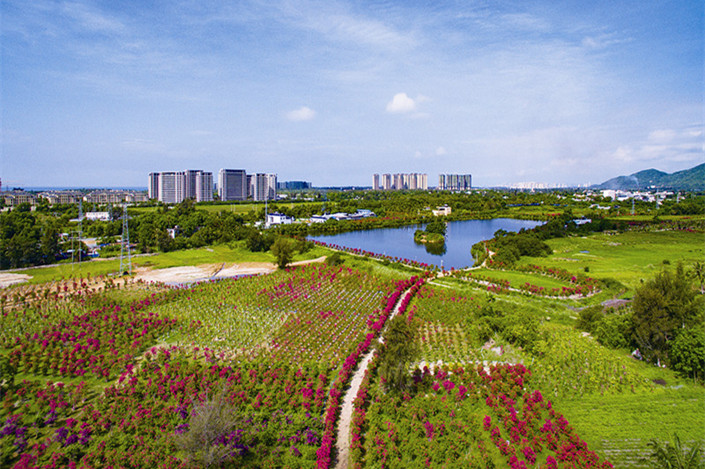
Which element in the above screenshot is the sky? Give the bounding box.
[1,0,703,188]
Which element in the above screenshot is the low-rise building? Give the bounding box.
[432,205,452,216]
[266,212,294,227]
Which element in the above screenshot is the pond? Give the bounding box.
[309,218,544,269]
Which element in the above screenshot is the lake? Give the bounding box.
[309,218,544,269]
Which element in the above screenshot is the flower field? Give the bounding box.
[149,264,397,366]
[1,348,332,467]
[354,361,613,468]
[407,285,486,365]
[0,264,427,468]
[0,255,697,468]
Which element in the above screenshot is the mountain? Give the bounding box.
[594,163,705,191]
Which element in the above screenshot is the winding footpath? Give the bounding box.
[333,287,415,469]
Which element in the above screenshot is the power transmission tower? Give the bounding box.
[72,199,83,269]
[119,204,132,276]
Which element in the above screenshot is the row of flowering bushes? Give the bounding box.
[308,239,438,271]
[316,274,428,469]
[1,347,334,468]
[355,362,613,468]
[453,267,599,298]
[515,264,601,296]
[7,294,178,381]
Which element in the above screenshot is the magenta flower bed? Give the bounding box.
[1,347,332,468]
[356,363,612,468]
[8,295,177,381]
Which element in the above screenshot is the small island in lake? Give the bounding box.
[413,219,447,247]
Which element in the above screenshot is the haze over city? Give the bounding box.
[1,0,702,188]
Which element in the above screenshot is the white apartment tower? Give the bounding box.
[375,173,427,190]
[249,173,277,201]
[148,170,213,203]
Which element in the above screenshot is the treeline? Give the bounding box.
[0,204,62,269]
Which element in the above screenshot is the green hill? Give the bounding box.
[595,163,705,191]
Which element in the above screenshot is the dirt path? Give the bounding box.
[334,287,414,469]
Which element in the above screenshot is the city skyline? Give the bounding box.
[2,1,702,188]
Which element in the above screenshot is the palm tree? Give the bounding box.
[647,433,704,469]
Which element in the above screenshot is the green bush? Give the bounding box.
[594,312,633,349]
[670,328,705,382]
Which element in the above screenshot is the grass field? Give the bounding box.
[556,386,705,468]
[8,242,330,284]
[526,230,704,292]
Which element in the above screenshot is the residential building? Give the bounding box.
[218,169,247,201]
[249,173,277,201]
[85,190,148,204]
[148,173,160,200]
[157,172,183,204]
[266,212,294,227]
[148,170,212,203]
[3,191,37,207]
[376,173,428,190]
[438,174,472,191]
[194,171,213,202]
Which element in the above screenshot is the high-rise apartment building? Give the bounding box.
[148,173,160,200]
[148,170,213,203]
[195,171,213,202]
[374,173,428,190]
[158,172,183,204]
[249,173,277,201]
[438,174,472,191]
[218,169,247,201]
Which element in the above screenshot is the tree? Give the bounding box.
[378,315,418,392]
[632,265,702,364]
[690,261,705,294]
[175,389,249,468]
[271,237,295,269]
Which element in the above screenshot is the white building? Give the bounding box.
[249,173,277,201]
[149,170,212,203]
[85,212,111,221]
[266,212,294,227]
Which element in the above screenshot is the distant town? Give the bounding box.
[0,167,688,211]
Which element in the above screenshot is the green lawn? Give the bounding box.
[525,230,704,292]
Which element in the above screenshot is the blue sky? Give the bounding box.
[1,0,702,188]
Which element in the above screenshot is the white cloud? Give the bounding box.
[435,146,447,156]
[386,92,416,113]
[611,125,703,164]
[286,106,317,122]
[386,92,429,114]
